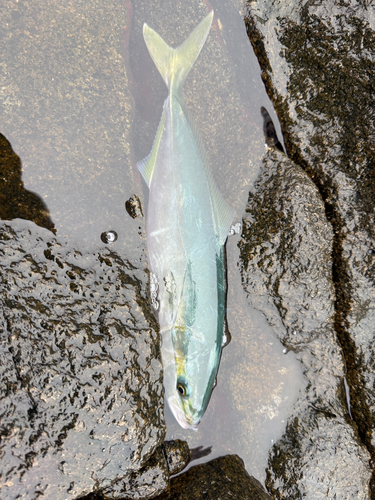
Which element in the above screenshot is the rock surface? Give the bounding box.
[244,0,375,496]
[163,440,191,477]
[153,455,272,500]
[0,221,167,499]
[82,441,191,500]
[239,148,371,498]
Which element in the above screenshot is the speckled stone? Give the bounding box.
[244,0,375,496]
[154,455,272,500]
[163,440,190,476]
[239,148,371,499]
[0,222,165,499]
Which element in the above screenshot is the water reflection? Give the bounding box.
[0,0,137,254]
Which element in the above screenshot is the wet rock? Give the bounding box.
[260,107,284,153]
[0,221,167,499]
[163,440,190,476]
[125,196,144,220]
[97,446,168,500]
[239,149,371,498]
[76,441,191,500]
[153,455,271,500]
[245,4,375,484]
[82,446,168,500]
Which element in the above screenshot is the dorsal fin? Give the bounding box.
[136,110,165,187]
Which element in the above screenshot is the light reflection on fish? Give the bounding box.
[137,11,235,429]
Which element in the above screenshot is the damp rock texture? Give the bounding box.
[163,440,190,476]
[244,0,375,496]
[0,222,167,500]
[239,150,371,499]
[153,455,271,500]
[82,441,191,500]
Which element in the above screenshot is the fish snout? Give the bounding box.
[169,399,198,431]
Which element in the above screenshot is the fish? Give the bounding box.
[137,11,235,430]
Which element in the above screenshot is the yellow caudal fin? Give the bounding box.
[143,11,214,96]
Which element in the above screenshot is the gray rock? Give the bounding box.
[244,0,375,495]
[99,446,168,500]
[245,5,375,481]
[163,440,190,476]
[0,221,167,499]
[239,149,371,498]
[153,454,272,500]
[81,442,191,500]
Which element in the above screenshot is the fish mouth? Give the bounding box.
[169,400,198,431]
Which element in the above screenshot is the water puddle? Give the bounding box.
[1,0,303,488]
[1,0,141,258]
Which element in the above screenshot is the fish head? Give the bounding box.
[165,327,221,429]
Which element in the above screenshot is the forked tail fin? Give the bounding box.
[143,11,214,97]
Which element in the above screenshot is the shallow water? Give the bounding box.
[1,0,141,258]
[1,0,303,488]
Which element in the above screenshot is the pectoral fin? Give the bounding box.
[164,271,177,322]
[176,261,197,328]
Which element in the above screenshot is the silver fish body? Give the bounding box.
[138,11,235,429]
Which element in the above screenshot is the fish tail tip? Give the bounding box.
[142,12,214,94]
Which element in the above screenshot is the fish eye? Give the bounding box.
[177,383,186,396]
[176,377,190,398]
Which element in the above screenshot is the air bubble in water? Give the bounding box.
[101,231,118,244]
